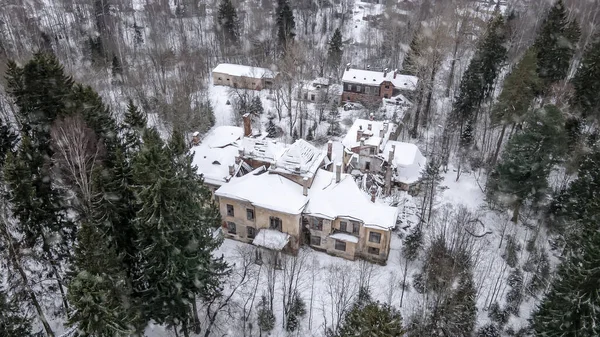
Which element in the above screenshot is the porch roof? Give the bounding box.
[252,229,290,251]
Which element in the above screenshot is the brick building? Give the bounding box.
[341,66,419,105]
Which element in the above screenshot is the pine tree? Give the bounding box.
[266,114,278,138]
[335,301,405,337]
[121,99,147,157]
[505,268,524,316]
[306,122,316,141]
[490,48,541,166]
[570,32,600,120]
[286,291,306,332]
[327,28,343,70]
[476,324,501,337]
[451,13,507,147]
[168,129,187,158]
[531,224,600,336]
[276,0,296,53]
[257,295,275,334]
[249,96,264,116]
[132,128,228,333]
[217,0,240,45]
[534,0,580,89]
[0,285,36,336]
[487,105,567,222]
[67,221,139,336]
[327,103,341,136]
[0,122,17,166]
[402,31,421,76]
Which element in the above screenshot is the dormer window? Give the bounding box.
[212,160,221,165]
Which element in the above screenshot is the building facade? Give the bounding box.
[212,63,278,90]
[341,66,419,105]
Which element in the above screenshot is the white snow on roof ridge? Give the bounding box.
[306,170,397,230]
[241,137,288,163]
[252,229,290,250]
[213,63,277,78]
[215,170,309,215]
[342,68,418,90]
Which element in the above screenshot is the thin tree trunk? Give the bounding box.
[182,319,190,337]
[490,123,507,168]
[422,65,438,128]
[511,202,521,223]
[192,298,201,334]
[400,260,409,307]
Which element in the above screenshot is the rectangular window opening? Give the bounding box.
[227,204,234,217]
[368,246,380,255]
[246,208,254,221]
[335,240,346,251]
[311,235,321,246]
[369,232,381,244]
[227,222,237,234]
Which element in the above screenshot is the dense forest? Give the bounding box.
[0,0,599,336]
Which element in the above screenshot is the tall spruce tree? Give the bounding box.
[531,220,600,337]
[217,0,240,45]
[487,105,567,222]
[490,48,541,166]
[132,128,228,334]
[0,285,36,336]
[570,32,600,120]
[327,28,343,70]
[450,12,507,146]
[276,0,296,53]
[534,0,580,90]
[121,99,147,157]
[402,31,422,76]
[67,220,139,336]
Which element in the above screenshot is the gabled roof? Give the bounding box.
[190,126,244,186]
[241,137,288,164]
[270,139,327,179]
[212,63,277,79]
[341,119,397,151]
[305,170,398,230]
[215,167,309,215]
[383,141,427,184]
[342,68,419,91]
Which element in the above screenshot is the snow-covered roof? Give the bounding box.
[383,141,427,184]
[270,139,327,179]
[253,229,290,250]
[305,170,398,230]
[342,68,419,91]
[329,232,359,244]
[241,137,288,164]
[213,63,277,79]
[191,126,244,186]
[215,167,309,214]
[341,119,397,151]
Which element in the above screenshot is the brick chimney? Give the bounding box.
[302,177,309,196]
[235,156,241,164]
[367,123,372,131]
[242,113,252,137]
[335,163,342,183]
[369,113,374,121]
[346,63,351,71]
[383,68,389,77]
[327,140,333,162]
[393,69,398,79]
[356,125,364,142]
[360,137,365,147]
[370,187,377,203]
[228,165,235,177]
[384,164,393,196]
[379,128,385,138]
[388,144,396,163]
